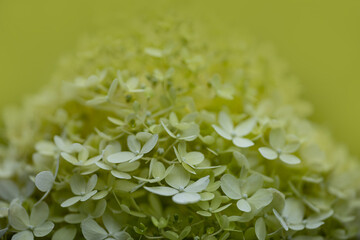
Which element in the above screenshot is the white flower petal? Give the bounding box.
[127,135,141,154]
[259,147,278,160]
[81,218,108,240]
[220,174,242,199]
[8,202,30,230]
[273,209,289,231]
[234,118,256,137]
[33,221,54,237]
[70,174,87,195]
[185,152,204,165]
[61,196,82,208]
[212,125,232,140]
[12,231,34,240]
[35,171,54,192]
[279,154,301,165]
[184,176,210,193]
[140,134,158,154]
[144,186,178,196]
[218,111,234,133]
[255,217,267,240]
[86,175,98,193]
[61,152,78,165]
[111,170,131,179]
[52,226,77,240]
[108,152,136,163]
[165,165,190,189]
[236,199,251,212]
[233,137,254,148]
[30,202,49,227]
[269,128,286,150]
[172,192,201,204]
[248,189,273,210]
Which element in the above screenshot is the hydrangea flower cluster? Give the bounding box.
[0,19,360,240]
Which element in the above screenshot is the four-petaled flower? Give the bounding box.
[144,165,210,204]
[8,201,54,240]
[212,111,256,148]
[61,174,98,207]
[107,133,158,163]
[173,142,205,174]
[220,174,273,212]
[258,128,301,165]
[273,198,333,231]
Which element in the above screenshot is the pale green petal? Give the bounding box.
[242,174,263,196]
[248,189,273,209]
[258,147,278,160]
[111,170,131,179]
[112,231,132,240]
[64,213,87,224]
[212,125,232,140]
[12,231,34,240]
[103,213,121,234]
[220,174,242,199]
[108,152,136,163]
[52,226,77,240]
[213,203,232,213]
[161,120,176,138]
[0,180,20,201]
[218,111,233,133]
[86,175,98,193]
[282,198,305,224]
[61,152,78,165]
[289,223,305,231]
[96,162,112,170]
[279,153,301,165]
[81,218,108,240]
[84,155,102,166]
[179,124,199,141]
[144,186,178,196]
[81,190,98,201]
[255,217,266,240]
[269,128,286,150]
[185,152,204,165]
[151,161,166,179]
[282,141,300,153]
[61,196,82,208]
[127,135,141,154]
[140,134,158,154]
[91,199,107,218]
[33,221,54,237]
[184,176,210,193]
[35,171,54,192]
[8,202,30,230]
[30,202,49,226]
[234,118,256,137]
[197,211,212,217]
[200,192,215,201]
[305,220,324,230]
[117,161,140,172]
[273,209,288,231]
[236,199,251,212]
[209,196,222,210]
[70,174,87,195]
[79,148,90,163]
[165,165,190,189]
[232,137,254,148]
[172,192,201,205]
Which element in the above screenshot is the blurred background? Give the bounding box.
[0,0,359,155]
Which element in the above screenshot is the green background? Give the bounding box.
[0,0,359,156]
